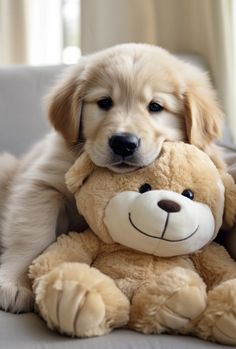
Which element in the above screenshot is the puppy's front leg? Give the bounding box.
[0,184,63,313]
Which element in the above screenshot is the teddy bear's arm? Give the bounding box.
[29,229,100,281]
[30,230,130,337]
[191,242,236,289]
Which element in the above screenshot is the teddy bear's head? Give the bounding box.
[66,142,236,257]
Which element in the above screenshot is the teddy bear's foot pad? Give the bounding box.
[212,312,236,345]
[194,279,236,345]
[35,262,129,337]
[129,267,207,334]
[160,285,206,329]
[44,279,106,336]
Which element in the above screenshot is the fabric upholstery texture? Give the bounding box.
[0,65,65,155]
[0,311,231,349]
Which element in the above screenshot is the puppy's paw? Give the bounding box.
[0,280,33,313]
[34,263,129,337]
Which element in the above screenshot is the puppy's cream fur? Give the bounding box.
[0,43,224,313]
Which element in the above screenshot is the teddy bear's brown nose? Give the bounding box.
[158,200,181,213]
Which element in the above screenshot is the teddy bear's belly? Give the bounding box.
[92,246,195,283]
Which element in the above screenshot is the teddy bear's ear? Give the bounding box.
[220,172,236,229]
[65,152,95,194]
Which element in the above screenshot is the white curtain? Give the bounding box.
[81,0,236,140]
[0,0,27,64]
[0,0,62,65]
[81,0,157,53]
[25,0,62,65]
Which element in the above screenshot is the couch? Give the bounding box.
[0,55,233,349]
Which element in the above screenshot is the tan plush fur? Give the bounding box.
[0,43,226,314]
[29,142,236,344]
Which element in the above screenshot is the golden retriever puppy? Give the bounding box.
[0,154,19,248]
[0,43,224,313]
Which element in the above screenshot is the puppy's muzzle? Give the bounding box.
[109,133,140,158]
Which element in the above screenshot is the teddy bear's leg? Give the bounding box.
[188,243,236,344]
[193,279,236,345]
[33,262,130,337]
[128,266,207,334]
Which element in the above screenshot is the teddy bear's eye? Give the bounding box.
[181,189,194,200]
[139,183,152,193]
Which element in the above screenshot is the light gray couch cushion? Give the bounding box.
[0,65,65,155]
[0,311,230,349]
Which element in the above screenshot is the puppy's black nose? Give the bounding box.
[109,133,140,157]
[158,200,181,213]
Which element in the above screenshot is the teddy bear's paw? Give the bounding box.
[129,267,206,334]
[212,312,236,345]
[35,263,130,337]
[0,277,33,313]
[159,283,207,331]
[195,279,236,345]
[42,279,107,337]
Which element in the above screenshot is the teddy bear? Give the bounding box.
[29,142,236,345]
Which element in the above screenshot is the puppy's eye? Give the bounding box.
[148,101,164,113]
[97,97,113,111]
[181,189,194,200]
[139,183,152,193]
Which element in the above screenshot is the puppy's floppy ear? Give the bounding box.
[184,71,223,150]
[220,171,236,229]
[46,59,87,143]
[65,152,95,194]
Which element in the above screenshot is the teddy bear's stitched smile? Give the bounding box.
[128,212,199,242]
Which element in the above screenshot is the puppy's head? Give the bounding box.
[48,43,223,173]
